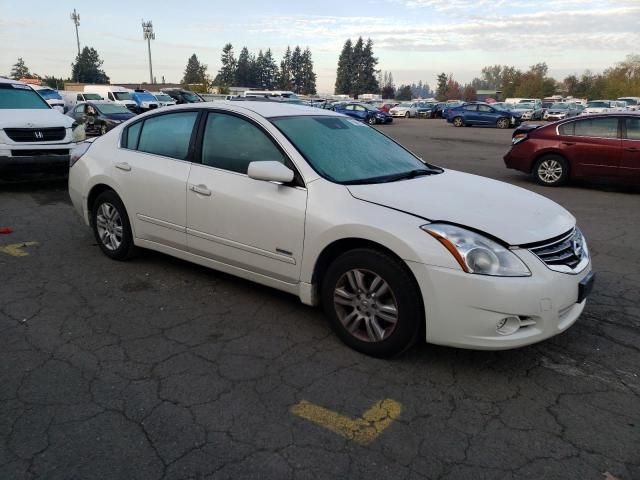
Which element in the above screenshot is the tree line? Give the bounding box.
[335,37,380,97]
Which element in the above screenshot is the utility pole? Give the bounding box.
[70,9,81,82]
[142,20,155,84]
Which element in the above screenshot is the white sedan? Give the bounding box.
[389,102,418,118]
[68,102,594,357]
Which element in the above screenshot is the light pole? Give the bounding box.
[70,9,81,82]
[142,20,155,84]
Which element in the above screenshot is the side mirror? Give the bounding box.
[247,161,294,184]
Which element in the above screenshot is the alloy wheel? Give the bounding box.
[333,268,399,343]
[96,202,123,251]
[537,159,564,184]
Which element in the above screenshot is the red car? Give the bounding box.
[376,103,397,113]
[504,113,640,186]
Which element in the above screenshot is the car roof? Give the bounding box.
[0,77,26,85]
[156,100,342,119]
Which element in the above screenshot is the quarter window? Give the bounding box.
[125,121,143,149]
[626,118,640,140]
[200,113,285,174]
[573,118,619,138]
[136,112,198,160]
[558,122,575,136]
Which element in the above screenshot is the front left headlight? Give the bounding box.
[421,223,531,277]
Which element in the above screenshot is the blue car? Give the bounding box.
[446,102,522,129]
[130,89,160,113]
[333,103,393,125]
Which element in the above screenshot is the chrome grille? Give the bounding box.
[4,127,66,142]
[529,228,585,270]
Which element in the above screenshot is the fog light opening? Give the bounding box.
[496,316,521,335]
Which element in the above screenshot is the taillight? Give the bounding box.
[69,141,93,168]
[511,133,528,145]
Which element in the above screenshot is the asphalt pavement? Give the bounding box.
[1,119,638,480]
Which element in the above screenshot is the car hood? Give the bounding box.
[346,170,575,245]
[0,109,74,128]
[104,112,136,120]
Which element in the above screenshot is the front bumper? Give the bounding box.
[390,111,408,117]
[407,249,592,350]
[545,113,567,121]
[0,152,70,173]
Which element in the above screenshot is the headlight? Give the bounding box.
[110,120,123,124]
[421,224,531,277]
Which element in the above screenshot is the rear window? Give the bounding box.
[0,84,50,109]
[626,118,640,140]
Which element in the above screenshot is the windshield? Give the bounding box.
[154,93,173,102]
[398,103,413,108]
[517,103,534,109]
[135,92,156,101]
[551,103,569,109]
[36,88,62,100]
[587,101,609,108]
[113,91,133,101]
[84,93,104,100]
[272,116,436,184]
[182,91,203,102]
[95,103,132,115]
[0,84,50,109]
[619,98,638,105]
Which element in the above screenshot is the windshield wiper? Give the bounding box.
[343,168,441,185]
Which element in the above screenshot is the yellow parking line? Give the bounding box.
[291,398,402,444]
[0,242,39,257]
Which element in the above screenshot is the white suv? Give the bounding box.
[0,78,82,175]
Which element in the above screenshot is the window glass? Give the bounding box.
[125,122,143,149]
[558,122,575,136]
[478,105,493,112]
[0,85,50,109]
[626,118,640,141]
[463,105,477,111]
[74,104,84,113]
[356,106,366,112]
[345,105,354,111]
[137,112,197,159]
[201,113,285,174]
[574,118,618,138]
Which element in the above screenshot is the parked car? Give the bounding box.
[0,77,82,175]
[67,101,135,136]
[31,85,65,112]
[389,102,419,118]
[491,102,516,111]
[84,86,137,112]
[511,102,543,121]
[60,91,105,113]
[161,88,205,104]
[375,102,397,113]
[543,102,582,121]
[582,100,619,115]
[504,113,640,186]
[130,89,160,113]
[333,103,392,124]
[150,91,178,107]
[68,101,593,357]
[440,101,465,119]
[447,102,522,129]
[431,103,447,118]
[618,97,640,111]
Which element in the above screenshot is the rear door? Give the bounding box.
[560,117,622,178]
[460,104,478,123]
[621,117,640,181]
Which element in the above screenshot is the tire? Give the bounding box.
[100,124,107,136]
[452,116,464,127]
[496,117,510,129]
[321,248,423,357]
[404,111,410,118]
[533,155,569,186]
[91,190,137,260]
[368,116,377,125]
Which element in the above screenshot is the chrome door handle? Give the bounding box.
[189,184,211,196]
[561,142,576,146]
[115,162,131,171]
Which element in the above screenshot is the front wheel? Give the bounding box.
[404,111,410,118]
[368,116,377,125]
[496,117,510,129]
[321,249,423,357]
[91,190,137,260]
[452,116,464,127]
[533,155,569,186]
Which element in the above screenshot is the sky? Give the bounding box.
[1,0,639,93]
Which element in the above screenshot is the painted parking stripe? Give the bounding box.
[291,398,401,444]
[0,242,39,257]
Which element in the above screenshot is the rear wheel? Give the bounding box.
[368,116,377,125]
[91,190,137,260]
[452,116,464,127]
[321,248,423,357]
[496,117,510,129]
[533,155,569,186]
[404,111,410,118]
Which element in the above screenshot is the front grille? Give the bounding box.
[528,228,584,270]
[149,104,158,109]
[11,149,69,157]
[4,127,66,142]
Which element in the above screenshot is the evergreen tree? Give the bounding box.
[334,39,353,95]
[290,46,303,93]
[71,47,109,84]
[181,53,208,85]
[300,47,317,95]
[236,47,252,86]
[350,37,364,97]
[278,47,293,90]
[263,49,279,90]
[217,43,237,86]
[255,50,267,88]
[435,72,448,101]
[10,58,32,79]
[395,85,412,101]
[359,38,379,93]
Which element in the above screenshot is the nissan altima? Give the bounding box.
[68,102,594,357]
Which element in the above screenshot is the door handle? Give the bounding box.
[115,162,131,171]
[561,142,576,146]
[624,147,639,152]
[189,184,212,196]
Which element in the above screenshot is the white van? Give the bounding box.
[30,85,65,112]
[60,90,105,113]
[0,78,83,175]
[243,90,298,99]
[83,86,137,112]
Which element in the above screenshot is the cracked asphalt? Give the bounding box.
[1,119,639,480]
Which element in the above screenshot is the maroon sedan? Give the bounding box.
[504,113,640,186]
